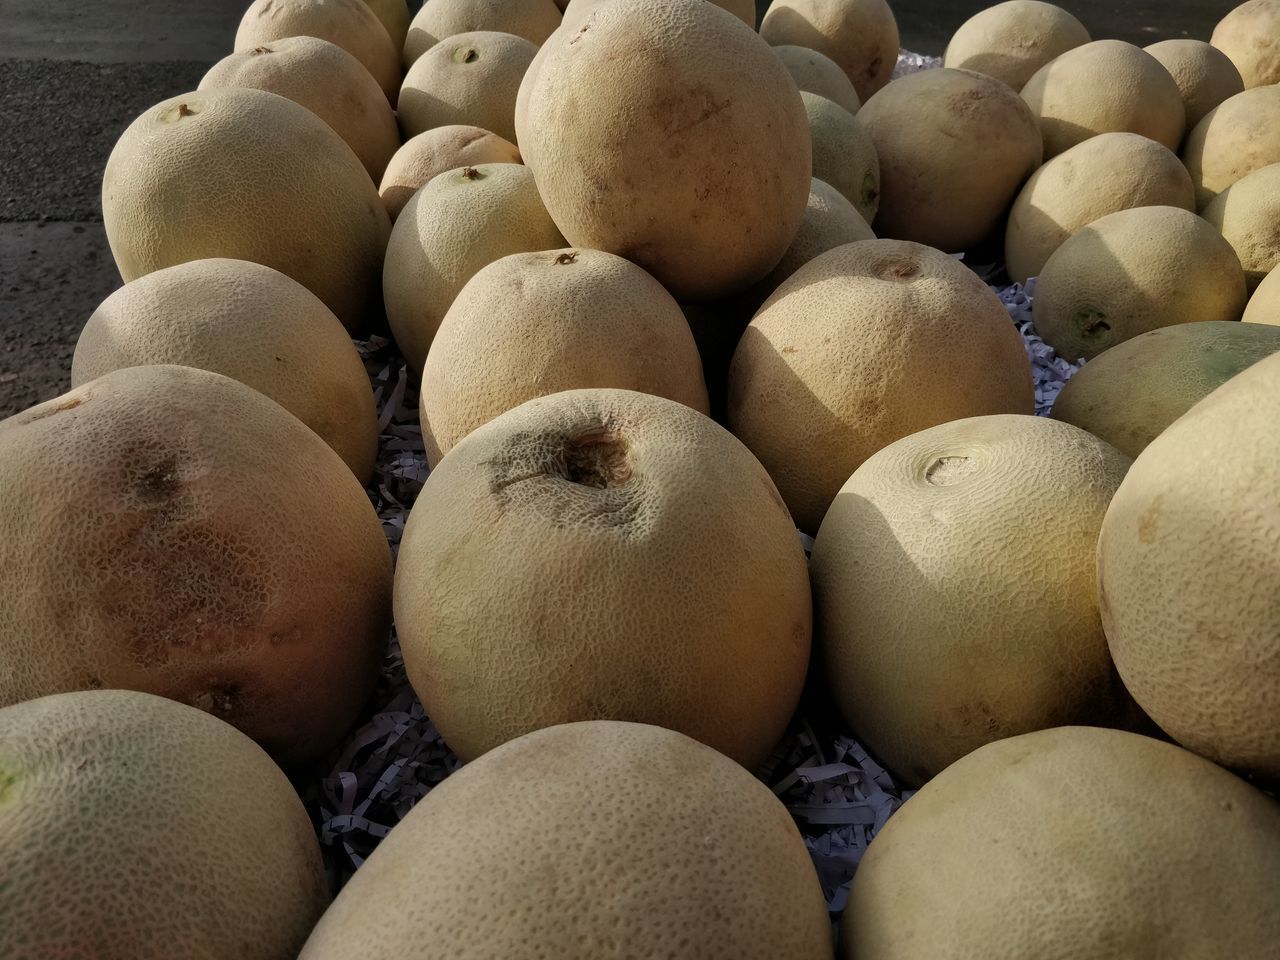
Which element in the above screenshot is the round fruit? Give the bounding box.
[200,36,400,181]
[102,87,391,333]
[1052,321,1280,457]
[0,365,392,764]
[298,722,832,959]
[521,0,810,301]
[1144,39,1244,131]
[383,163,564,374]
[801,92,878,224]
[364,0,411,48]
[1032,205,1247,361]
[235,0,401,101]
[0,690,329,959]
[728,239,1034,533]
[565,0,757,28]
[1098,351,1280,780]
[379,125,520,219]
[843,726,1280,958]
[394,389,812,767]
[1212,0,1280,88]
[760,0,899,102]
[397,30,536,143]
[943,0,1091,92]
[812,415,1134,788]
[773,44,862,114]
[1202,162,1280,290]
[1244,267,1280,325]
[422,249,709,464]
[1004,132,1195,285]
[1182,85,1280,210]
[1020,40,1185,158]
[858,67,1042,252]
[70,258,379,482]
[404,0,560,66]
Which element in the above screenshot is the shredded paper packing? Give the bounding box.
[305,48,1083,915]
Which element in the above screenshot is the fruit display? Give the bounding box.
[943,0,1090,91]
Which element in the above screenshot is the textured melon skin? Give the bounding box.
[1202,162,1280,291]
[1144,39,1244,131]
[0,690,329,960]
[772,45,862,115]
[565,0,756,28]
[801,92,879,225]
[379,125,520,220]
[760,0,899,103]
[1211,0,1280,88]
[1244,267,1280,325]
[943,0,1090,92]
[364,0,411,48]
[299,722,834,959]
[842,726,1280,959]
[404,0,560,67]
[1182,86,1280,210]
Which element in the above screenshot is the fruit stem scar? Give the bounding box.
[555,252,579,265]
[461,166,480,180]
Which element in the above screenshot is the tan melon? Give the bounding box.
[812,414,1134,787]
[1202,162,1280,290]
[1244,267,1280,325]
[397,31,536,143]
[760,0,898,102]
[802,92,879,224]
[1182,86,1280,210]
[393,389,812,767]
[1144,39,1244,131]
[1212,0,1280,88]
[1021,40,1185,158]
[563,0,756,28]
[364,0,411,48]
[943,0,1091,92]
[0,365,392,765]
[1032,206,1247,361]
[0,690,329,959]
[1004,131,1195,285]
[235,0,401,102]
[857,67,1043,254]
[773,45,862,114]
[383,163,565,374]
[1099,351,1280,780]
[199,36,400,181]
[379,125,520,219]
[727,239,1035,533]
[422,249,708,465]
[71,259,379,482]
[102,87,391,333]
[843,727,1280,958]
[298,722,832,959]
[404,0,560,67]
[521,0,810,301]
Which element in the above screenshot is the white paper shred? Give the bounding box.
[892,48,942,79]
[997,278,1085,415]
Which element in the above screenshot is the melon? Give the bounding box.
[364,0,411,48]
[404,0,560,67]
[102,87,391,333]
[1098,351,1280,780]
[298,722,833,959]
[727,239,1035,533]
[1244,267,1280,325]
[1182,85,1280,209]
[1144,39,1245,131]
[1211,0,1280,88]
[943,0,1091,92]
[760,0,899,102]
[773,45,862,114]
[1202,162,1280,290]
[565,0,756,28]
[379,125,520,220]
[0,365,392,764]
[802,92,879,225]
[71,258,379,482]
[394,389,812,767]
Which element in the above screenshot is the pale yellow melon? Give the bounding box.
[802,92,879,224]
[200,36,400,180]
[364,0,411,48]
[0,690,329,959]
[727,239,1035,533]
[1212,0,1280,88]
[1099,351,1280,780]
[298,722,832,959]
[71,259,379,482]
[1202,162,1280,290]
[404,0,560,67]
[383,163,565,374]
[773,45,862,114]
[394,389,812,767]
[565,0,756,27]
[378,125,520,219]
[1004,131,1195,285]
[102,87,391,333]
[843,727,1280,958]
[1182,85,1280,209]
[1244,267,1280,325]
[1033,206,1247,361]
[1021,40,1185,158]
[0,365,392,764]
[1144,39,1244,131]
[943,0,1091,92]
[761,0,899,102]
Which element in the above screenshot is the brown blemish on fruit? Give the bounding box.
[874,257,920,281]
[562,430,632,489]
[555,252,579,265]
[926,456,976,486]
[1137,496,1163,544]
[460,166,481,180]
[252,46,273,55]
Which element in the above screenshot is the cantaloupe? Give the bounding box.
[364,0,411,48]
[943,1,1091,92]
[378,125,520,219]
[521,0,810,301]
[802,92,879,225]
[102,87,391,333]
[843,726,1280,958]
[382,163,565,374]
[727,240,1035,533]
[565,0,756,28]
[1021,40,1185,158]
[773,45,862,114]
[0,365,392,765]
[1181,85,1280,210]
[857,68,1042,252]
[1144,39,1244,131]
[422,249,709,464]
[404,0,560,67]
[1032,205,1247,361]
[1004,132,1195,285]
[1211,0,1280,88]
[199,36,400,181]
[71,259,379,482]
[393,389,812,768]
[298,722,833,959]
[760,0,899,102]
[1202,162,1280,290]
[397,30,536,143]
[1098,351,1280,780]
[1244,267,1280,325]
[0,690,329,959]
[812,414,1134,788]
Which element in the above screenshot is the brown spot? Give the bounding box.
[178,103,193,117]
[460,166,480,180]
[252,46,273,55]
[874,257,920,281]
[555,252,579,265]
[1137,496,1163,544]
[562,431,632,489]
[139,455,181,500]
